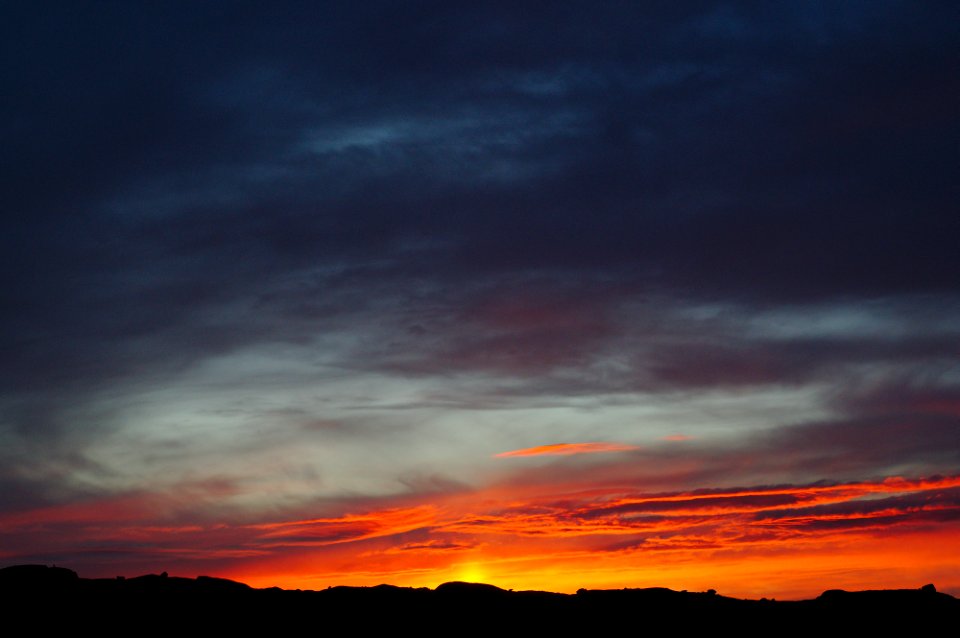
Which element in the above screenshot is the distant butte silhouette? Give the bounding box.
[2,564,956,631]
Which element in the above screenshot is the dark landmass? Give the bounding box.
[3,564,956,630]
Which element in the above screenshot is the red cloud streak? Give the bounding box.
[2,475,958,600]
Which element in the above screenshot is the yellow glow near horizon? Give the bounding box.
[453,562,487,584]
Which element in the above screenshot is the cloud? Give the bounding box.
[251,506,438,547]
[495,442,640,458]
[385,539,477,554]
[1,1,957,596]
[3,471,958,597]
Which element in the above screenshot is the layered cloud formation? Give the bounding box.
[1,1,957,597]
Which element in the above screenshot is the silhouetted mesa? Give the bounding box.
[2,565,956,631]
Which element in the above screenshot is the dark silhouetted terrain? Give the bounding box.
[2,564,956,631]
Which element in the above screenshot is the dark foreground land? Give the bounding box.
[2,564,956,631]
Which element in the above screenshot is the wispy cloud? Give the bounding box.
[250,506,438,547]
[495,442,640,458]
[3,472,958,597]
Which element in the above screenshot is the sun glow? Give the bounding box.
[454,562,487,584]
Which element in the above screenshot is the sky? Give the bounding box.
[1,1,958,599]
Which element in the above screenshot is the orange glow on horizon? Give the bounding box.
[213,474,960,598]
[3,474,959,600]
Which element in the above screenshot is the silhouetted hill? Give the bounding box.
[2,564,956,631]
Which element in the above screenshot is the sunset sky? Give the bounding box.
[2,1,958,599]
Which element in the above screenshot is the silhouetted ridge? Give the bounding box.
[435,581,509,595]
[2,564,956,631]
[816,583,952,609]
[0,564,78,591]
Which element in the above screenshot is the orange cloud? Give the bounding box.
[3,474,959,600]
[250,505,438,547]
[244,474,960,595]
[495,442,639,458]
